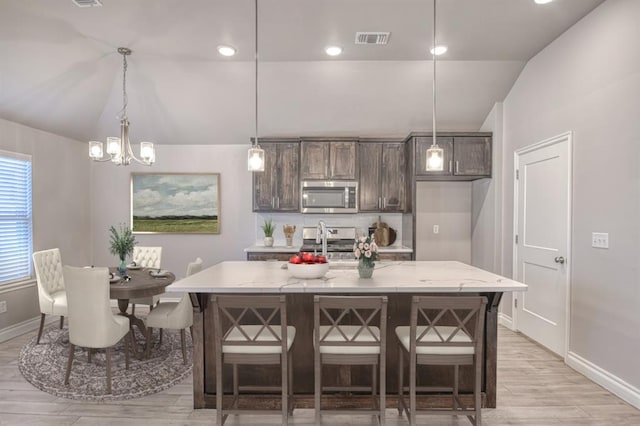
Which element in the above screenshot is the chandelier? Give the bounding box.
[426,0,444,171]
[247,0,265,172]
[89,47,155,166]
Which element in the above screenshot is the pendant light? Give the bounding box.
[426,0,444,171]
[247,0,265,172]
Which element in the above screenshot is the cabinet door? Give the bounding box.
[275,143,300,211]
[358,143,382,212]
[453,137,491,176]
[252,144,277,211]
[381,143,406,212]
[415,136,454,176]
[300,142,329,179]
[330,141,357,180]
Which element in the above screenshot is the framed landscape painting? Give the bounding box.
[131,173,220,234]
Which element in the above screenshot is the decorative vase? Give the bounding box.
[358,261,375,279]
[117,257,127,276]
[264,236,274,247]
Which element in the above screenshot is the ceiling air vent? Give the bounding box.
[72,0,103,7]
[355,32,390,45]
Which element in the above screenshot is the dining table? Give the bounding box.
[108,267,175,356]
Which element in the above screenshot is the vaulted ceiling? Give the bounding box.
[0,0,605,145]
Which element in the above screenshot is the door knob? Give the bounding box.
[554,256,565,264]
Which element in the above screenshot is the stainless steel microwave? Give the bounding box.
[301,180,358,213]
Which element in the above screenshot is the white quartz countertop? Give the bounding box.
[167,260,527,294]
[244,244,413,253]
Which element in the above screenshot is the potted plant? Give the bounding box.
[261,218,275,247]
[109,224,137,275]
[353,235,378,278]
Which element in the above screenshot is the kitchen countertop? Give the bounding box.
[244,244,413,253]
[167,260,527,294]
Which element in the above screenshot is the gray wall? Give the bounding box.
[0,118,90,333]
[500,0,640,390]
[415,182,471,262]
[90,145,254,279]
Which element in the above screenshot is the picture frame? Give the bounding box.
[131,173,220,234]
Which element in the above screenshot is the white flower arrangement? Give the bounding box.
[353,235,378,267]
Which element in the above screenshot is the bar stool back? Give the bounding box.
[314,295,388,425]
[396,295,487,426]
[212,295,295,426]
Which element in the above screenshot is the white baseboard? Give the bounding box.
[566,351,640,409]
[498,312,514,330]
[0,315,56,344]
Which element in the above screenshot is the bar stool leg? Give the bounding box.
[397,348,404,415]
[454,364,459,413]
[314,353,321,425]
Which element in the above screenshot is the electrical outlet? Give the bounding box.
[0,300,7,314]
[433,225,439,234]
[592,232,609,249]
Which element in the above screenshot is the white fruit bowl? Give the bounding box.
[287,262,329,279]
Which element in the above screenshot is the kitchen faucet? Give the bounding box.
[316,220,327,257]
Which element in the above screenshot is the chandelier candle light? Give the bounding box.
[89,47,155,166]
[247,0,265,172]
[426,0,444,171]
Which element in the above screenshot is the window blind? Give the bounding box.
[0,151,33,284]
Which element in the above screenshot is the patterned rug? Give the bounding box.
[18,324,192,401]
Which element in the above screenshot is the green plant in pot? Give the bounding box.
[109,224,137,275]
[262,218,275,247]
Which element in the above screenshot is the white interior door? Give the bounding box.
[514,132,571,356]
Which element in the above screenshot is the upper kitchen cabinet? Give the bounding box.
[253,140,300,212]
[300,140,358,180]
[359,141,406,212]
[414,133,491,180]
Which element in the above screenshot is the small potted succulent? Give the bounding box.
[109,224,137,275]
[261,218,275,247]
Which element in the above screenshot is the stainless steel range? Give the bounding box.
[300,226,357,260]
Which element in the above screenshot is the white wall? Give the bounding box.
[415,182,471,262]
[0,118,90,334]
[90,144,254,279]
[500,0,640,401]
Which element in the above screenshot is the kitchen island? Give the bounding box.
[167,260,527,410]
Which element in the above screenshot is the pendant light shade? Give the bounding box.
[426,0,444,172]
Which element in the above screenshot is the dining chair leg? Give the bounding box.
[380,352,386,426]
[281,352,288,426]
[475,357,482,426]
[409,354,416,426]
[314,353,321,425]
[106,347,112,394]
[216,356,224,426]
[190,325,194,340]
[454,364,459,413]
[64,343,75,385]
[59,316,64,329]
[159,328,163,345]
[124,332,130,370]
[180,329,187,365]
[145,327,153,359]
[397,347,404,415]
[36,313,45,344]
[288,351,294,415]
[372,363,377,407]
[232,364,239,407]
[131,304,136,316]
[87,348,92,364]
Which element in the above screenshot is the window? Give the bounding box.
[0,150,33,284]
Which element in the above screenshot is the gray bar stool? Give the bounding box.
[314,295,388,425]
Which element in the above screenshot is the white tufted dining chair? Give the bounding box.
[145,257,202,364]
[32,248,67,344]
[63,265,131,395]
[130,246,163,314]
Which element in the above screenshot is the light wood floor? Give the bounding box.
[1,325,639,425]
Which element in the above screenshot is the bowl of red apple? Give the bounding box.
[287,252,329,279]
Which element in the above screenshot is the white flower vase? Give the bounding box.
[264,237,274,247]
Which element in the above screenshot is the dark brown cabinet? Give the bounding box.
[253,141,300,212]
[300,140,357,180]
[415,134,491,179]
[359,142,406,212]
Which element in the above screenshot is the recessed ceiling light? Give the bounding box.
[325,46,343,56]
[217,45,236,57]
[430,45,448,56]
[534,0,554,4]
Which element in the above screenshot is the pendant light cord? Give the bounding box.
[117,51,129,121]
[254,0,259,148]
[432,0,437,146]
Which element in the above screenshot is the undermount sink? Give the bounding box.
[328,260,358,269]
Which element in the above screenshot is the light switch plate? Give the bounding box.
[433,225,439,234]
[0,300,6,314]
[592,232,609,249]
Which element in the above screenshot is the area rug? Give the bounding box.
[18,325,192,401]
